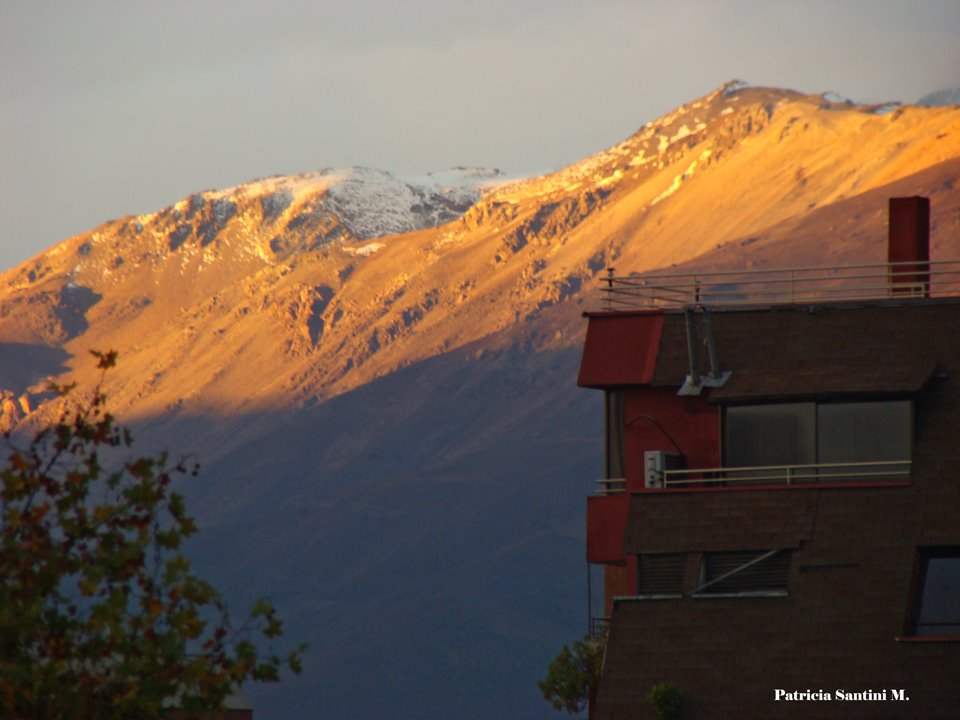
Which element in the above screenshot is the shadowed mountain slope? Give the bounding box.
[2,82,960,719]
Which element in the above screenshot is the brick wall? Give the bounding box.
[593,301,960,719]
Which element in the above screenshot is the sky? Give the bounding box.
[2,0,958,272]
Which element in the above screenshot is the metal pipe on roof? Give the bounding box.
[683,306,701,388]
[702,309,722,380]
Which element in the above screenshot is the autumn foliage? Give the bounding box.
[538,632,604,715]
[0,351,303,718]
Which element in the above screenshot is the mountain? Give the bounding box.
[2,81,960,719]
[918,85,960,107]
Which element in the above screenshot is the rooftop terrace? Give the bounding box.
[597,259,960,311]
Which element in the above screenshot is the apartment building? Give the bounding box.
[578,198,960,718]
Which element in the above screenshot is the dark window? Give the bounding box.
[724,400,911,476]
[911,548,960,636]
[817,401,911,465]
[637,553,685,597]
[725,403,815,468]
[694,550,791,597]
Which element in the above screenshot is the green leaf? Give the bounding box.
[538,633,605,715]
[0,350,304,717]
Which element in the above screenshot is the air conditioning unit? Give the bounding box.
[644,451,686,489]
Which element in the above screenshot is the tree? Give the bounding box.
[0,351,304,719]
[538,632,605,716]
[647,681,682,720]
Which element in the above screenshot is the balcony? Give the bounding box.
[593,478,626,495]
[658,459,911,489]
[595,260,960,311]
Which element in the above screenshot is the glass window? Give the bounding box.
[725,403,816,468]
[724,400,912,474]
[818,401,911,464]
[912,549,960,636]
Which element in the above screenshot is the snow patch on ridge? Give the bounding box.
[822,91,853,105]
[870,102,901,115]
[595,169,623,188]
[650,150,710,206]
[670,123,707,144]
[325,167,505,240]
[344,242,386,257]
[722,80,751,97]
[917,86,960,107]
[215,167,509,241]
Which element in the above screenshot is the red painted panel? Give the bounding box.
[888,196,930,296]
[622,387,720,492]
[577,312,665,388]
[586,494,630,563]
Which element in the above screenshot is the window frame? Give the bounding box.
[722,398,913,471]
[906,546,960,638]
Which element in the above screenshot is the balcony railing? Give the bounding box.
[661,459,911,488]
[597,260,960,311]
[594,478,626,495]
[589,615,611,638]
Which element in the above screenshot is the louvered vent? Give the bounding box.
[637,553,686,596]
[696,550,791,596]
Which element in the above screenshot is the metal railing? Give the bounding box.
[662,459,911,488]
[589,615,610,637]
[598,260,960,311]
[594,478,626,495]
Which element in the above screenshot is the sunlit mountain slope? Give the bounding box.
[2,82,959,720]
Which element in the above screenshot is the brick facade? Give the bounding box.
[580,301,960,719]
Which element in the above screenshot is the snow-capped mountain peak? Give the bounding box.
[918,86,960,108]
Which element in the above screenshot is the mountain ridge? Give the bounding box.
[7,82,959,428]
[2,81,960,719]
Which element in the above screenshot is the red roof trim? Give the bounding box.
[578,312,666,388]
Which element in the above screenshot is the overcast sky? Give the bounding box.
[2,0,958,271]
